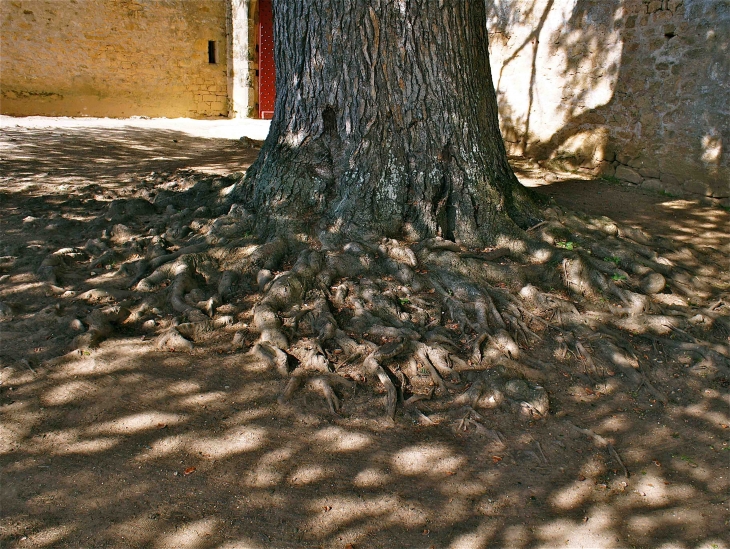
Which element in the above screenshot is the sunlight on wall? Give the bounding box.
[0,0,229,118]
[701,131,723,168]
[553,127,611,166]
[488,0,623,152]
[488,0,730,198]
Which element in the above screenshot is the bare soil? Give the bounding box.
[1,117,728,549]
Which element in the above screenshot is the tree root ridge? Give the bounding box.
[26,171,730,427]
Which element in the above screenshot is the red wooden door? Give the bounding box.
[258,0,275,119]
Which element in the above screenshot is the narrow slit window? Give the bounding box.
[208,41,217,64]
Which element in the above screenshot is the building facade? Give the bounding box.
[0,0,254,118]
[1,1,727,202]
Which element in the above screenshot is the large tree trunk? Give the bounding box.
[235,0,540,246]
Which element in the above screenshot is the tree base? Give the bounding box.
[27,170,730,426]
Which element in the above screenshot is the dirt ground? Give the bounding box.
[1,116,728,549]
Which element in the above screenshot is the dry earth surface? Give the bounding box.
[1,116,729,549]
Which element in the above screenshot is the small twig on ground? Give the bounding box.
[20,359,36,375]
[566,421,628,477]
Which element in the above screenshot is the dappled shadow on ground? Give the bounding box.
[1,123,729,548]
[0,125,260,189]
[511,155,729,253]
[2,336,729,548]
[532,178,730,255]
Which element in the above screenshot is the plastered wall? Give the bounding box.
[1,0,230,118]
[487,0,729,203]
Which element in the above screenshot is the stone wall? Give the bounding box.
[487,0,729,204]
[1,0,230,118]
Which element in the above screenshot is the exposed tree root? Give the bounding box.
[566,421,629,478]
[26,171,729,429]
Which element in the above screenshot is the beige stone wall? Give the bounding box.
[1,0,229,118]
[488,0,729,204]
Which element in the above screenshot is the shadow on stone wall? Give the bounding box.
[487,0,729,206]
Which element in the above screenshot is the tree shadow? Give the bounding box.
[1,122,729,548]
[487,0,730,199]
[2,319,729,548]
[0,125,260,186]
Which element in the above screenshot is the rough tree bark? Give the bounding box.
[112,0,724,422]
[235,0,541,245]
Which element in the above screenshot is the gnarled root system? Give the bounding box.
[16,171,730,433]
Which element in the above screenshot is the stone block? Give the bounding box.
[641,178,664,191]
[627,156,649,169]
[615,165,644,185]
[660,173,682,187]
[596,161,615,177]
[638,166,661,179]
[666,0,683,12]
[650,10,674,22]
[683,179,709,196]
[616,152,633,165]
[648,0,662,13]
